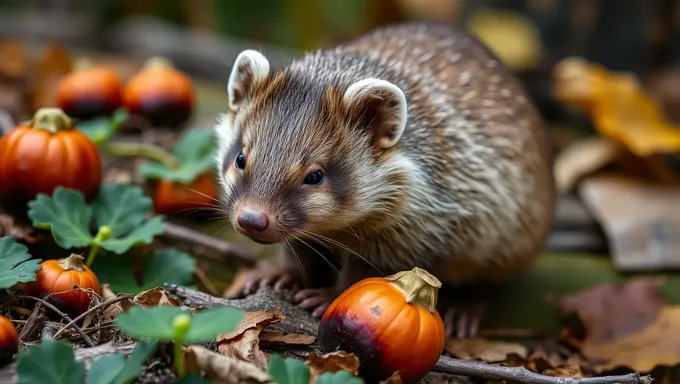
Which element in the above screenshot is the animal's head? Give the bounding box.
[214,50,412,244]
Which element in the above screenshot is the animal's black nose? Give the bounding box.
[237,208,269,232]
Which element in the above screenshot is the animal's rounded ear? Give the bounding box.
[227,49,270,112]
[343,78,407,150]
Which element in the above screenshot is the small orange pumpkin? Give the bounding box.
[153,173,218,215]
[34,254,101,317]
[55,58,123,120]
[319,267,445,384]
[0,108,102,201]
[123,57,194,128]
[0,315,18,366]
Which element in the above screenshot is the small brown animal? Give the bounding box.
[214,22,555,338]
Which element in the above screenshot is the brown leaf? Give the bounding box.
[183,345,269,384]
[553,136,621,192]
[83,284,132,328]
[580,305,680,372]
[101,284,117,301]
[217,310,284,370]
[379,371,403,384]
[305,351,360,384]
[445,338,527,362]
[132,287,181,307]
[0,213,42,243]
[259,329,316,347]
[579,174,680,271]
[559,277,666,345]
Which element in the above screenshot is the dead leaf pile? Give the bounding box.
[558,277,680,373]
[306,351,360,384]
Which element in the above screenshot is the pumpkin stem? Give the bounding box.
[142,56,174,71]
[386,267,442,313]
[58,254,86,272]
[31,108,73,134]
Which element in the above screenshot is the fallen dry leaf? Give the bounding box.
[579,174,680,271]
[132,287,181,307]
[259,329,316,347]
[445,338,527,362]
[379,371,403,384]
[553,136,621,191]
[0,213,41,243]
[83,284,132,328]
[306,351,360,384]
[183,345,269,384]
[559,277,666,345]
[505,351,585,377]
[217,310,284,370]
[580,305,680,372]
[553,57,680,157]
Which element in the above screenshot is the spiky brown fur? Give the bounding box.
[215,22,555,331]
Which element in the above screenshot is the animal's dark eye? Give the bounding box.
[303,170,324,185]
[235,152,246,169]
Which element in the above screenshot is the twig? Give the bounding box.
[163,222,257,265]
[434,356,652,384]
[52,295,132,340]
[17,303,45,342]
[16,295,95,347]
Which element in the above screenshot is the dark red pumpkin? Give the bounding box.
[55,58,123,120]
[123,57,194,128]
[33,254,101,317]
[153,173,218,215]
[319,267,445,384]
[0,107,102,201]
[0,315,18,366]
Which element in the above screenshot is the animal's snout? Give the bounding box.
[236,208,270,232]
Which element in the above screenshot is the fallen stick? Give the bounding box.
[162,222,257,265]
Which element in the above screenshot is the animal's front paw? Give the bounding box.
[441,302,486,339]
[242,268,302,296]
[294,287,339,318]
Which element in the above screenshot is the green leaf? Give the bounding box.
[27,187,94,249]
[99,216,166,254]
[0,237,41,289]
[91,254,139,294]
[92,184,154,237]
[268,354,310,384]
[78,108,129,144]
[317,371,364,384]
[184,306,244,343]
[174,373,211,384]
[115,306,243,342]
[138,128,216,184]
[16,338,86,384]
[85,340,157,384]
[139,249,195,291]
[116,306,187,341]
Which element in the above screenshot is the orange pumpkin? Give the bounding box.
[153,173,218,215]
[0,315,18,366]
[0,108,102,201]
[55,58,123,120]
[319,267,445,384]
[123,57,194,128]
[34,254,101,317]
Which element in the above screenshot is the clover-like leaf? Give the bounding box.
[268,354,311,384]
[116,305,187,340]
[27,187,94,249]
[138,128,216,184]
[99,215,166,254]
[78,108,129,144]
[317,371,365,384]
[86,339,158,384]
[16,338,86,384]
[92,184,154,237]
[184,306,244,343]
[0,237,41,289]
[116,306,243,342]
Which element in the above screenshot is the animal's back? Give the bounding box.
[291,22,555,281]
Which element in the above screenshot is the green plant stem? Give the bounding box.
[103,141,179,169]
[85,225,112,268]
[173,340,185,377]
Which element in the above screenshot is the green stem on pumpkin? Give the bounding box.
[102,141,179,169]
[385,267,442,314]
[172,313,192,377]
[31,108,74,134]
[85,225,112,268]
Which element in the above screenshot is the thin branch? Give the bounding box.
[16,295,95,348]
[162,222,257,265]
[52,295,133,339]
[434,356,652,384]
